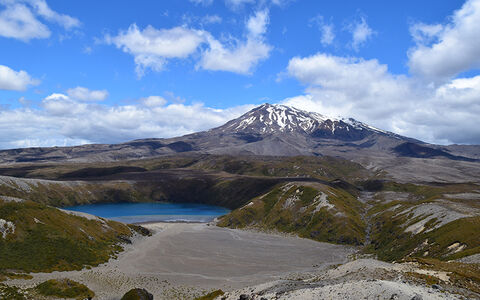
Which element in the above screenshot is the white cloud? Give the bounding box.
[44,93,68,101]
[141,95,167,107]
[271,0,292,6]
[284,52,480,144]
[224,0,255,10]
[410,23,443,45]
[0,64,39,91]
[0,0,79,41]
[310,15,335,46]
[0,95,253,149]
[320,24,334,46]
[105,24,206,77]
[408,0,480,81]
[42,93,86,115]
[181,13,222,27]
[198,10,272,74]
[246,9,268,37]
[66,86,109,101]
[107,10,272,76]
[190,0,213,5]
[224,0,288,9]
[199,38,271,74]
[26,0,80,29]
[0,3,50,41]
[348,17,375,51]
[202,14,222,24]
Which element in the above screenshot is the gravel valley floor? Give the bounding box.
[5,223,355,299]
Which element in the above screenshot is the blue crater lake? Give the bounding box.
[64,202,231,223]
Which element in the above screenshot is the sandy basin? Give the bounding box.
[7,223,355,299]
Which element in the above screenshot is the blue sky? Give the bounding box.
[0,0,479,148]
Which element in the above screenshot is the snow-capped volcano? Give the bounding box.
[4,102,475,164]
[217,103,390,141]
[221,103,331,134]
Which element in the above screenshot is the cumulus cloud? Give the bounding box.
[348,17,375,51]
[0,0,79,41]
[105,24,207,77]
[140,95,167,107]
[42,93,85,115]
[0,64,39,91]
[0,2,50,40]
[106,10,272,76]
[408,0,480,82]
[286,54,410,119]
[283,52,480,144]
[283,3,480,144]
[198,10,272,74]
[66,86,109,101]
[0,93,253,149]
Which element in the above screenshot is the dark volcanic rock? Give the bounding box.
[121,288,153,300]
[60,166,147,179]
[393,142,476,162]
[311,119,372,141]
[166,141,193,152]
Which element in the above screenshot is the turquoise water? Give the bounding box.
[64,202,230,223]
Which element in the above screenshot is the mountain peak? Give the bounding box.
[221,103,332,134]
[215,103,393,141]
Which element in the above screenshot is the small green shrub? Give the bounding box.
[35,279,94,299]
[195,289,225,300]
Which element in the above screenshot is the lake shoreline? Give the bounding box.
[132,219,214,225]
[62,202,230,224]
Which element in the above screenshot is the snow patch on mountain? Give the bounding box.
[220,103,393,137]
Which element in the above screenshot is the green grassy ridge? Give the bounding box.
[367,202,480,261]
[189,155,369,182]
[379,181,480,201]
[364,181,480,261]
[0,272,32,282]
[1,279,96,300]
[0,155,201,180]
[0,199,136,273]
[407,258,480,295]
[218,182,366,246]
[0,179,144,208]
[0,154,369,182]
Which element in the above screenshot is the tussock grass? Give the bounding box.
[0,200,133,272]
[194,289,224,300]
[35,279,94,299]
[218,183,366,246]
